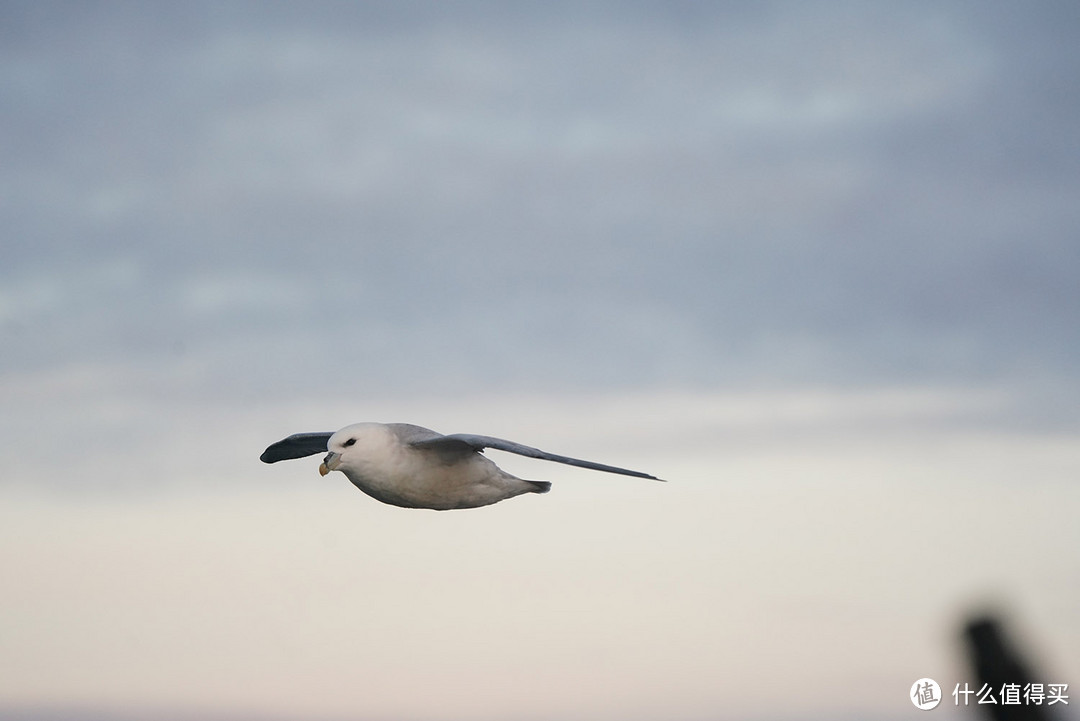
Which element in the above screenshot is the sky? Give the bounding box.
[1,2,1079,720]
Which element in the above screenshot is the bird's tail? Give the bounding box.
[527,480,552,494]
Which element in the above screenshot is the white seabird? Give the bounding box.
[260,422,662,510]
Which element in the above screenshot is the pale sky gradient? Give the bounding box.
[2,2,1079,720]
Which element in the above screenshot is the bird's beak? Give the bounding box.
[319,451,341,477]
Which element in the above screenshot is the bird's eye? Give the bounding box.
[343,438,357,447]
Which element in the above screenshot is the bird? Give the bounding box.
[260,422,662,510]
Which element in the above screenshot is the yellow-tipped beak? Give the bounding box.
[319,451,342,477]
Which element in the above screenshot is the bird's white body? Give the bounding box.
[324,423,546,510]
[261,421,659,511]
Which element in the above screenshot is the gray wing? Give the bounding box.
[260,432,334,463]
[386,423,445,444]
[409,433,663,481]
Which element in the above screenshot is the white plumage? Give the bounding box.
[261,422,661,510]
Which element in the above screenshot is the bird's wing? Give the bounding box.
[409,433,663,481]
[260,432,334,463]
[386,423,445,444]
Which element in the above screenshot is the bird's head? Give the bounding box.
[318,423,387,477]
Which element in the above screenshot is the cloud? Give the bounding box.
[1,2,1078,396]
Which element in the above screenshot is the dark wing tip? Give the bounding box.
[259,447,286,463]
[260,432,334,464]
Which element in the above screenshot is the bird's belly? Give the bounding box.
[344,460,516,510]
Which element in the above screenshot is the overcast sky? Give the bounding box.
[1,3,1078,720]
[4,1,1079,397]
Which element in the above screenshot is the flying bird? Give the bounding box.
[260,422,662,510]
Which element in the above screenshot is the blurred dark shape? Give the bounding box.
[963,615,1050,721]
